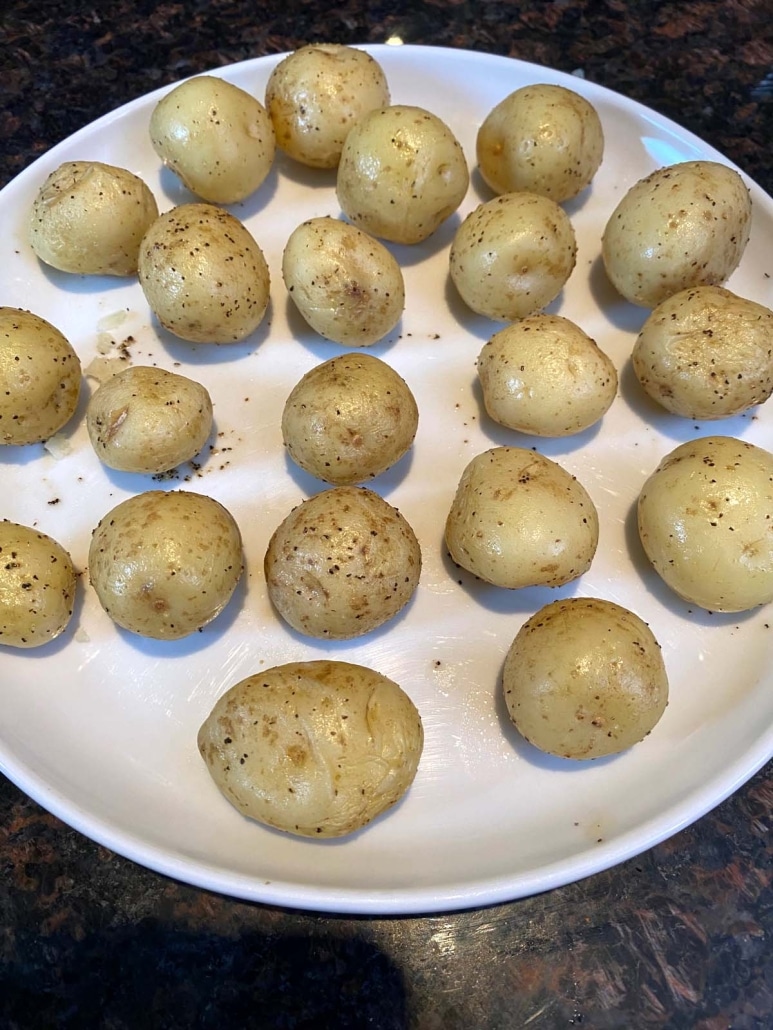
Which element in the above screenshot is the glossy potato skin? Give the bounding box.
[0,521,77,648]
[264,486,421,639]
[197,660,423,838]
[0,307,81,445]
[503,598,669,759]
[89,490,244,639]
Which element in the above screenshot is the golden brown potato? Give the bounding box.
[281,353,418,484]
[503,597,669,759]
[197,660,423,838]
[0,307,81,445]
[264,486,421,639]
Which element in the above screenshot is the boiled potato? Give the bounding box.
[0,521,77,648]
[477,84,604,202]
[264,486,421,639]
[282,217,404,346]
[89,489,244,639]
[28,161,158,276]
[197,660,423,838]
[602,160,752,307]
[477,314,617,436]
[265,44,390,168]
[449,193,577,321]
[138,203,270,343]
[632,285,773,419]
[282,353,418,484]
[445,446,598,588]
[503,598,669,759]
[86,365,213,473]
[149,75,275,204]
[336,105,469,244]
[638,436,773,612]
[0,307,81,445]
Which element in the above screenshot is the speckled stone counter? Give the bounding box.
[1,3,772,1028]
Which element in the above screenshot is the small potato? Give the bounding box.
[89,490,244,639]
[264,486,421,639]
[282,217,404,346]
[149,75,275,204]
[282,353,418,484]
[477,84,604,202]
[336,105,469,244]
[602,160,752,308]
[445,446,598,589]
[266,44,390,168]
[503,598,669,759]
[449,193,577,321]
[638,436,773,612]
[0,521,77,648]
[28,161,159,276]
[477,314,617,436]
[86,365,213,474]
[138,203,270,343]
[0,307,81,445]
[632,286,773,419]
[197,660,423,838]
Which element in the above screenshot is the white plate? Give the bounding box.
[1,45,772,915]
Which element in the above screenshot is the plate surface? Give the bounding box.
[1,45,772,915]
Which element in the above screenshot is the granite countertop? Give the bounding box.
[1,2,772,1027]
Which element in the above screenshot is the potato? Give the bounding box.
[265,44,390,169]
[449,192,577,321]
[503,598,669,759]
[637,436,773,612]
[282,217,404,346]
[632,286,773,419]
[137,203,270,343]
[0,307,81,445]
[0,521,77,648]
[28,161,158,276]
[477,314,617,436]
[602,160,752,308]
[264,486,421,639]
[86,365,213,474]
[477,84,604,202]
[336,105,469,244]
[445,446,598,588]
[197,660,423,838]
[282,353,418,484]
[89,489,244,639]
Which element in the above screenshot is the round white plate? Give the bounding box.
[1,45,772,915]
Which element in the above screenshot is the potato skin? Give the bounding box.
[150,75,275,203]
[86,365,213,473]
[602,160,752,308]
[137,203,270,343]
[632,286,773,419]
[449,193,577,321]
[266,44,390,168]
[0,521,77,648]
[445,446,598,588]
[0,307,81,445]
[282,353,418,484]
[336,105,469,244]
[477,84,604,202]
[637,436,773,612]
[28,161,159,276]
[282,217,404,346]
[503,598,669,759]
[89,490,244,639]
[477,314,617,436]
[197,660,423,838]
[264,486,421,639]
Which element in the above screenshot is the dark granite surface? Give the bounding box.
[1,2,772,1027]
